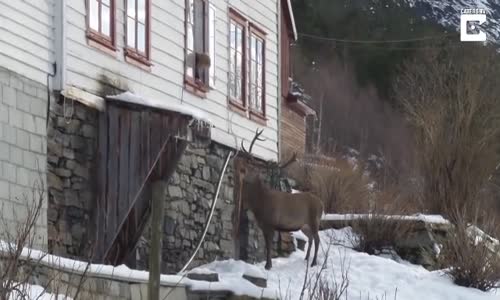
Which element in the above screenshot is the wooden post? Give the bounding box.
[148,181,167,300]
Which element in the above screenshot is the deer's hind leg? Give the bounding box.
[263,228,274,270]
[301,225,313,261]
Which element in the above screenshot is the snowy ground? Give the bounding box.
[189,227,499,300]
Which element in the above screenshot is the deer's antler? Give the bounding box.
[278,152,297,169]
[241,128,265,155]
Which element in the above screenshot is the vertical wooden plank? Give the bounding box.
[95,111,109,261]
[128,111,141,232]
[118,111,131,223]
[106,105,120,248]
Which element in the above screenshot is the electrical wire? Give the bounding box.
[178,150,234,274]
[298,32,458,44]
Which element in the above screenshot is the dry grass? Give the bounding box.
[287,154,371,214]
[438,214,500,292]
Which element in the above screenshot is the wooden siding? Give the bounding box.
[94,102,191,264]
[0,0,55,84]
[64,0,280,161]
[281,101,306,157]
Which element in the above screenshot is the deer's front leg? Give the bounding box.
[263,229,273,270]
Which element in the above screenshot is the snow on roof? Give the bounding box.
[107,91,212,124]
[322,213,450,224]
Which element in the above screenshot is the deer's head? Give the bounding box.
[236,129,297,206]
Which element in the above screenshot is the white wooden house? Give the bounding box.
[48,0,296,161]
[0,0,299,263]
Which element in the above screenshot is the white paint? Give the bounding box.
[0,0,55,84]
[63,0,281,161]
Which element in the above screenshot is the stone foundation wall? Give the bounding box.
[46,98,98,258]
[134,142,294,273]
[45,99,294,272]
[0,67,48,249]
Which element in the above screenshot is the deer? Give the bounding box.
[236,129,324,270]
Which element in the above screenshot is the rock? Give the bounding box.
[74,164,89,179]
[55,168,71,178]
[168,185,183,198]
[193,178,214,192]
[62,148,75,159]
[187,272,219,282]
[48,173,64,190]
[242,274,267,288]
[81,124,95,138]
[202,166,211,180]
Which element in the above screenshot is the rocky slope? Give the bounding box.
[404,0,500,44]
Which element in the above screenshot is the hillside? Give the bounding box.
[404,0,500,44]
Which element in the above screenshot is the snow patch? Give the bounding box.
[107,91,212,124]
[321,213,450,224]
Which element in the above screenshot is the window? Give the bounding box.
[125,0,151,65]
[248,27,265,115]
[228,9,266,120]
[229,13,246,107]
[185,0,216,93]
[87,0,115,49]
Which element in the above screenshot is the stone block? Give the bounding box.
[2,86,16,107]
[187,272,219,282]
[0,106,8,123]
[17,91,34,113]
[242,274,267,288]
[30,97,47,118]
[168,185,183,198]
[29,134,43,153]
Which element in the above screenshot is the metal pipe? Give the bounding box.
[179,150,233,273]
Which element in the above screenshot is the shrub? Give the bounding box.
[439,221,500,291]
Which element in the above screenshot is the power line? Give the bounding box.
[298,32,458,44]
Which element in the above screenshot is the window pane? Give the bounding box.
[89,0,99,31]
[102,4,111,36]
[257,39,263,64]
[256,87,263,112]
[138,23,146,52]
[127,0,136,18]
[230,23,236,49]
[209,5,215,86]
[236,46,242,100]
[193,0,204,52]
[127,17,136,47]
[138,0,146,23]
[102,0,110,6]
[236,26,242,53]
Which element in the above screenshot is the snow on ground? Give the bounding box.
[7,283,70,300]
[189,227,498,300]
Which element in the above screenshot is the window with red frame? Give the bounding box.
[126,0,150,64]
[248,28,265,115]
[228,9,266,118]
[185,0,216,90]
[87,0,115,48]
[228,12,246,106]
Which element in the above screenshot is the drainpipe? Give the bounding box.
[53,0,66,92]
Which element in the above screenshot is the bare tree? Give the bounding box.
[394,43,500,221]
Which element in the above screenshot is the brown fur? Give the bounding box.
[241,173,324,270]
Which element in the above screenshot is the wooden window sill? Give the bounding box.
[86,31,116,56]
[185,78,208,98]
[249,110,267,125]
[125,49,152,71]
[229,99,247,117]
